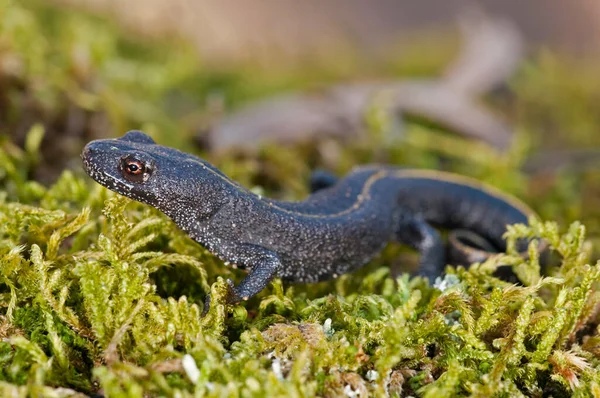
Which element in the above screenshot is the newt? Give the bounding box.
[82,131,538,308]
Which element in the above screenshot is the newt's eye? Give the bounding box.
[120,156,152,183]
[126,161,143,175]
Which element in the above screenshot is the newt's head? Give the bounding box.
[82,131,229,219]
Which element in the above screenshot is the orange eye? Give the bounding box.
[120,156,151,182]
[125,160,144,175]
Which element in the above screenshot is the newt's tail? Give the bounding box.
[387,169,541,263]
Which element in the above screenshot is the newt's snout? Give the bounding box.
[81,143,93,163]
[81,140,106,161]
[81,140,122,169]
[80,143,94,173]
[81,140,120,181]
[81,141,104,175]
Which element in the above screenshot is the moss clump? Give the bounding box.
[1,127,600,396]
[1,170,600,396]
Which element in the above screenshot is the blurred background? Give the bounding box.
[2,0,600,249]
[50,0,600,62]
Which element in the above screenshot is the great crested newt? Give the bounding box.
[82,131,539,308]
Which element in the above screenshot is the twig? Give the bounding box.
[205,10,524,153]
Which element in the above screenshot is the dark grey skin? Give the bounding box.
[82,131,537,308]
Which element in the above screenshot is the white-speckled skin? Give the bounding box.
[82,131,535,303]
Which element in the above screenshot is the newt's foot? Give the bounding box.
[309,169,338,192]
[201,294,212,317]
[225,278,244,303]
[201,279,244,317]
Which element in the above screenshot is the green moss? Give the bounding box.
[3,131,600,397]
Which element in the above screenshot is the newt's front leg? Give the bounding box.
[230,252,281,301]
[203,248,281,315]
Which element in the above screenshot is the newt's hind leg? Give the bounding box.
[394,215,445,282]
[309,169,339,192]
